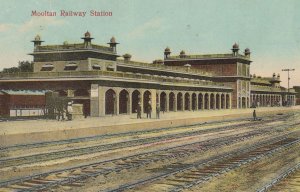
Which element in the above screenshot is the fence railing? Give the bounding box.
[251,85,294,93]
[36,43,114,53]
[167,53,250,60]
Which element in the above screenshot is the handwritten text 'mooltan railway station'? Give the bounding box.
[31,10,112,17]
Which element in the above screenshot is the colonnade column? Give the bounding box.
[156,90,160,105]
[208,93,211,110]
[165,91,169,112]
[214,94,217,109]
[229,93,232,109]
[98,86,106,116]
[189,93,192,111]
[140,90,144,114]
[218,93,221,109]
[129,90,132,115]
[202,94,205,110]
[174,93,177,112]
[90,84,99,117]
[195,94,198,110]
[150,89,157,117]
[182,92,186,111]
[224,95,227,109]
[280,95,282,106]
[115,90,120,115]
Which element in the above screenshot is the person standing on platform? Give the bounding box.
[253,109,257,121]
[147,102,152,119]
[67,101,73,120]
[137,102,142,119]
[156,103,160,119]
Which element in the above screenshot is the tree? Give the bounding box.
[18,61,33,72]
[2,67,20,73]
[1,61,33,73]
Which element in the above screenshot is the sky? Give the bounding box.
[0,0,299,87]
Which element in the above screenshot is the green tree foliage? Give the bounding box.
[2,61,33,73]
[2,67,20,73]
[18,61,33,72]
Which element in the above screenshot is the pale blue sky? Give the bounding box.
[0,0,299,86]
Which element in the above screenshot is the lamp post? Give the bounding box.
[282,68,295,106]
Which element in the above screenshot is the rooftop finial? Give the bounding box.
[107,36,119,52]
[84,31,91,38]
[31,34,44,49]
[232,43,239,56]
[180,50,186,58]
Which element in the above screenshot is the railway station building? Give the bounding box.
[0,31,297,117]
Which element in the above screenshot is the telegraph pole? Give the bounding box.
[282,68,295,106]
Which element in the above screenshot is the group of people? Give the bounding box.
[136,102,161,119]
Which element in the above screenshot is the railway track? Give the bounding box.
[0,116,256,152]
[0,115,291,169]
[106,134,300,192]
[0,113,291,152]
[257,163,300,192]
[0,122,299,192]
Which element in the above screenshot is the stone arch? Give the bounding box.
[216,93,220,109]
[205,93,209,109]
[184,92,190,111]
[143,90,151,113]
[247,97,249,108]
[198,93,203,110]
[210,93,215,109]
[226,94,230,109]
[177,92,183,111]
[132,90,140,113]
[192,93,197,111]
[169,92,175,111]
[221,94,225,109]
[242,97,246,108]
[160,92,167,112]
[119,89,129,114]
[105,89,116,115]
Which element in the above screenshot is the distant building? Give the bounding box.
[164,45,295,108]
[293,86,300,105]
[0,32,296,117]
[31,32,118,72]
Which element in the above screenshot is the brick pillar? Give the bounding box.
[229,93,232,109]
[150,89,157,118]
[174,92,178,112]
[183,93,185,111]
[115,91,119,115]
[202,93,205,110]
[189,93,192,111]
[140,89,144,114]
[224,94,227,109]
[207,93,211,110]
[90,84,99,117]
[157,90,160,106]
[195,93,198,111]
[213,93,217,109]
[128,90,132,115]
[218,93,221,109]
[98,86,106,116]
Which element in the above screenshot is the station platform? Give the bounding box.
[0,106,299,147]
